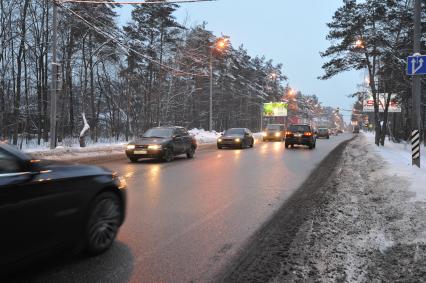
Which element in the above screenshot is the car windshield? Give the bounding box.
[142,128,173,138]
[224,129,244,135]
[318,128,328,132]
[266,125,280,131]
[289,125,310,132]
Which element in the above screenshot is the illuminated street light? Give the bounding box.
[354,39,365,49]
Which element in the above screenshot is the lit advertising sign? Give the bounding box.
[263,102,288,117]
[363,93,401,113]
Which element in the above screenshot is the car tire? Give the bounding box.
[186,146,195,159]
[285,144,290,149]
[129,157,138,163]
[217,145,222,149]
[250,139,254,148]
[163,148,173,162]
[85,192,122,256]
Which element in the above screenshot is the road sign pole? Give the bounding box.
[412,0,421,167]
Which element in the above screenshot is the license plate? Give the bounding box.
[294,133,302,137]
[134,150,148,155]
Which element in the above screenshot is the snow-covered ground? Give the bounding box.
[188,128,221,144]
[23,129,225,161]
[226,134,426,282]
[364,132,426,201]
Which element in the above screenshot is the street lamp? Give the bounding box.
[354,39,365,49]
[209,37,229,131]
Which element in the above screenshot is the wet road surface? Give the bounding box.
[13,135,351,282]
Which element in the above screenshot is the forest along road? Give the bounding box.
[14,135,351,283]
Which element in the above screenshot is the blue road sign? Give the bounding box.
[407,55,426,75]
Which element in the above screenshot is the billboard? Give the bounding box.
[263,102,288,117]
[363,93,401,113]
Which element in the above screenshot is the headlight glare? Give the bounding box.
[127,144,135,150]
[235,138,241,142]
[148,144,162,150]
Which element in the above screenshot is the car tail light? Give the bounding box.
[304,132,313,136]
[285,131,292,136]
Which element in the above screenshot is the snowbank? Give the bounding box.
[188,128,221,144]
[19,129,261,162]
[364,132,426,202]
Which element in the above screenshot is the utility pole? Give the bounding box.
[50,0,58,149]
[209,49,213,132]
[412,0,421,167]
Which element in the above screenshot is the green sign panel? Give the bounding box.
[263,102,288,117]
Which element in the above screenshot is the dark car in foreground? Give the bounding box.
[262,124,286,141]
[217,128,254,149]
[0,143,126,274]
[317,128,330,139]
[285,124,316,149]
[126,127,197,162]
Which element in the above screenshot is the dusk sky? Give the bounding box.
[119,0,364,121]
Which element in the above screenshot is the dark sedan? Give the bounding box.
[126,127,197,162]
[217,128,255,149]
[285,124,317,149]
[0,143,126,274]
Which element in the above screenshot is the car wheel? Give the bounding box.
[285,144,290,149]
[217,145,222,149]
[250,139,254,147]
[85,192,122,256]
[186,146,195,159]
[129,157,138,163]
[163,148,173,162]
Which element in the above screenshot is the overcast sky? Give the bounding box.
[118,0,364,121]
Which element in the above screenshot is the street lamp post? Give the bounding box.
[209,37,229,132]
[209,49,213,132]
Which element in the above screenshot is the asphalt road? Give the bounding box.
[13,134,351,283]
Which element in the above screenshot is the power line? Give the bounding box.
[59,0,215,5]
[58,2,208,77]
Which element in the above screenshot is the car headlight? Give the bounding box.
[218,138,223,142]
[127,144,135,150]
[262,132,267,137]
[275,132,281,137]
[235,138,241,142]
[148,144,162,150]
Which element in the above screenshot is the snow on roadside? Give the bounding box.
[19,128,261,161]
[24,129,222,161]
[364,132,426,202]
[188,128,221,144]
